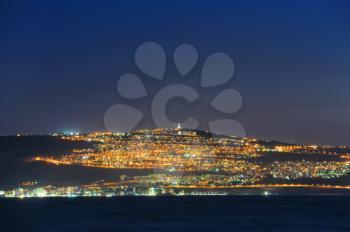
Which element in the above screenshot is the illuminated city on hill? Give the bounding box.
[3,1,350,231]
[2,126,350,198]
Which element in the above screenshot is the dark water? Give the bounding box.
[1,196,350,231]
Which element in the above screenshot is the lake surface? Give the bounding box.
[1,196,350,231]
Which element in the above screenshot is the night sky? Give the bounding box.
[1,0,350,145]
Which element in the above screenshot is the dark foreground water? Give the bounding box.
[1,196,350,231]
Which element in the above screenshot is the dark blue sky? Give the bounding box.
[1,0,350,145]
